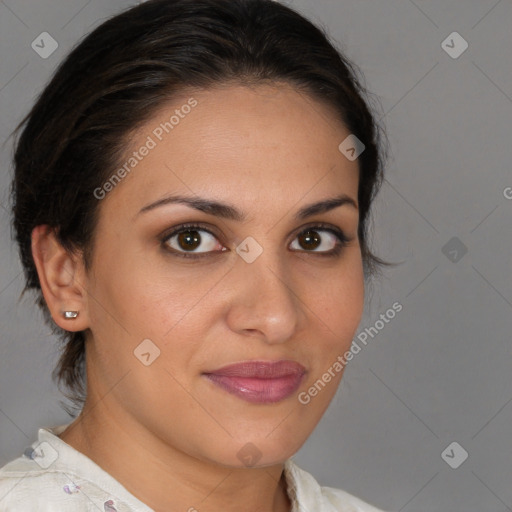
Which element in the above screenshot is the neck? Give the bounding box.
[58,397,292,512]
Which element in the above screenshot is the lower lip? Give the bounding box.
[204,373,305,404]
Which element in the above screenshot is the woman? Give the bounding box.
[0,0,392,510]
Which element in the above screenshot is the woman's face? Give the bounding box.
[81,83,364,467]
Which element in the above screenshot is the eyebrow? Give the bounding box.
[138,193,358,221]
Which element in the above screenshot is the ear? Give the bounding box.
[31,225,90,332]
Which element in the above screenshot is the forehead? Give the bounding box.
[98,83,359,218]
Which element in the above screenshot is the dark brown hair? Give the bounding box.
[11,0,391,412]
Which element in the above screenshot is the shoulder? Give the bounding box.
[0,454,109,512]
[0,455,84,511]
[0,425,152,512]
[284,459,392,512]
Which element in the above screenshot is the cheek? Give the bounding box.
[308,255,365,374]
[86,256,225,392]
[84,259,208,399]
[332,267,364,332]
[89,244,199,336]
[310,251,364,332]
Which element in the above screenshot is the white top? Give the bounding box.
[0,424,389,512]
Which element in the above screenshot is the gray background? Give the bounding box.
[0,1,511,511]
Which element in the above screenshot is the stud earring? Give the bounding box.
[63,311,79,319]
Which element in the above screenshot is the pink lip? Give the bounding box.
[203,360,306,404]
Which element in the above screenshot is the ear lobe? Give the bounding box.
[31,225,90,332]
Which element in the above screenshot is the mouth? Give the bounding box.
[203,360,307,404]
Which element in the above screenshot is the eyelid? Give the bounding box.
[292,221,352,241]
[160,222,222,243]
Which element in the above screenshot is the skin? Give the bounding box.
[31,83,364,512]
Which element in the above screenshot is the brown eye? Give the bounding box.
[177,230,201,251]
[289,227,345,254]
[297,230,321,250]
[164,227,223,254]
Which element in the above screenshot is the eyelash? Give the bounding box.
[160,222,352,260]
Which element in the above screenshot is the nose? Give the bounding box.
[224,252,302,345]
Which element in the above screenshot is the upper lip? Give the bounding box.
[204,360,306,378]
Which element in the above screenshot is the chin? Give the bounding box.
[201,432,308,469]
